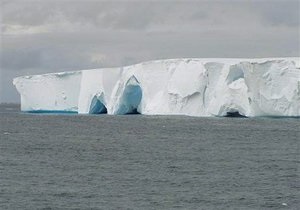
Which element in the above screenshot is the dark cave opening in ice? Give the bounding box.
[89,95,107,114]
[115,77,142,115]
[225,111,246,118]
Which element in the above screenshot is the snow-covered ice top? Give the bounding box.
[13,58,300,117]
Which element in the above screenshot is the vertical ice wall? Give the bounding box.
[204,62,251,116]
[13,58,300,117]
[13,71,82,112]
[242,60,300,116]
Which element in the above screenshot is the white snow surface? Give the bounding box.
[13,58,300,117]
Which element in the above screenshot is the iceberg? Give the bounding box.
[13,58,300,117]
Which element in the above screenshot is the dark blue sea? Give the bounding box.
[0,104,299,210]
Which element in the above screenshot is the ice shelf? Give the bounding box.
[13,58,300,117]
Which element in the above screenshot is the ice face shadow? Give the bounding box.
[89,96,107,114]
[114,78,142,115]
[225,111,247,118]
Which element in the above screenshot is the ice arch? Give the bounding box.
[225,111,246,118]
[89,95,107,114]
[218,105,247,118]
[114,76,142,115]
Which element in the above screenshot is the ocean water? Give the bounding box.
[0,104,299,210]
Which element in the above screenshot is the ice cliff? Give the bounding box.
[13,58,300,117]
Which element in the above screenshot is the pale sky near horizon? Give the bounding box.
[1,0,299,103]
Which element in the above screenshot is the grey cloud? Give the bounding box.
[2,40,106,72]
[253,1,300,27]
[2,1,58,26]
[1,1,213,30]
[3,1,299,29]
[2,1,157,29]
[2,49,42,70]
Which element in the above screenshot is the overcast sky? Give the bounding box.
[1,0,299,103]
